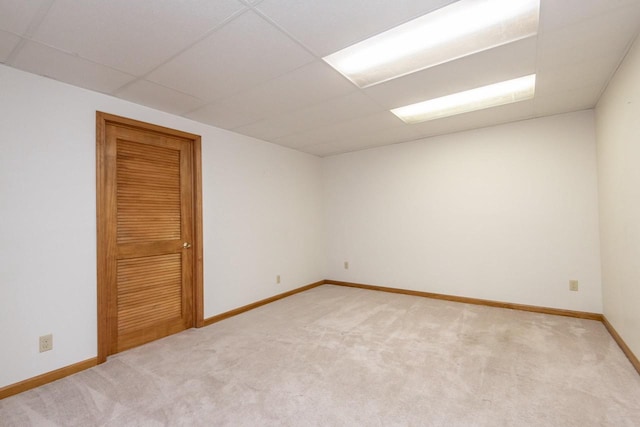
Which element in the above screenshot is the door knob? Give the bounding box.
[183,242,192,249]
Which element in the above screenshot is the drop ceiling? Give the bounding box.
[1,0,639,157]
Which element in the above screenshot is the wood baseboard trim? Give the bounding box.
[325,280,603,321]
[203,280,325,327]
[602,315,640,376]
[5,282,637,400]
[0,357,97,400]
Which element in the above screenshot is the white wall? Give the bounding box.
[0,59,616,389]
[0,64,324,388]
[323,111,602,312]
[596,33,640,358]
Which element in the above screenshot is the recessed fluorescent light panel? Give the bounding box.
[391,74,536,124]
[323,0,540,88]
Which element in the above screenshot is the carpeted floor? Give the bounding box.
[2,284,640,426]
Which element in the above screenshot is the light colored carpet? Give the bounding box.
[1,284,640,426]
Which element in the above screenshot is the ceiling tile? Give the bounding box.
[233,92,384,141]
[2,0,639,156]
[0,0,50,35]
[0,29,20,61]
[302,119,423,156]
[304,128,418,157]
[536,56,621,96]
[538,4,640,68]
[148,11,315,102]
[273,111,409,149]
[540,0,640,34]
[185,101,265,130]
[257,0,457,56]
[534,85,603,116]
[32,0,246,76]
[10,41,135,93]
[116,80,207,116]
[365,37,537,109]
[186,60,356,129]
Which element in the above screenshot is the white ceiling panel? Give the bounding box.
[10,41,135,93]
[304,124,421,157]
[536,56,621,95]
[538,5,640,68]
[364,37,537,109]
[0,30,20,62]
[534,85,602,116]
[185,101,266,130]
[0,0,51,35]
[116,80,207,116]
[2,0,640,156]
[540,0,640,33]
[147,10,315,102]
[326,117,422,147]
[233,92,384,141]
[186,60,357,129]
[273,111,409,149]
[257,0,457,56]
[32,0,245,76]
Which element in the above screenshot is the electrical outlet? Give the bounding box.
[569,280,579,292]
[344,261,349,270]
[276,275,281,284]
[39,334,53,353]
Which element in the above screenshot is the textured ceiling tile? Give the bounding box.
[10,41,135,93]
[0,0,50,34]
[303,124,421,157]
[257,0,457,56]
[116,80,207,116]
[32,0,245,75]
[0,29,20,61]
[538,5,640,68]
[185,60,357,130]
[225,61,356,118]
[536,56,621,94]
[2,0,639,156]
[534,85,602,116]
[184,101,266,130]
[273,111,408,149]
[540,0,640,34]
[233,92,384,141]
[147,11,315,102]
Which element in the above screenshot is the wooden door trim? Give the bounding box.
[96,112,203,364]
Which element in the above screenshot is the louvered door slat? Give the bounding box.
[104,123,194,355]
[117,140,181,244]
[117,253,183,333]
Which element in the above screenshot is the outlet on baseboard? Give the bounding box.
[344,261,349,270]
[569,280,579,292]
[39,334,53,352]
[276,275,281,284]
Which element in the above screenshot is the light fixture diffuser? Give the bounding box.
[391,74,536,124]
[323,0,539,88]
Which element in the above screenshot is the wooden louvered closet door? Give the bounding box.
[101,121,195,356]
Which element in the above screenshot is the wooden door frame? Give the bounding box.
[96,112,204,364]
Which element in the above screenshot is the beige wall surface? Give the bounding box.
[596,33,640,359]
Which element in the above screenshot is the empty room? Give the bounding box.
[1,0,640,425]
